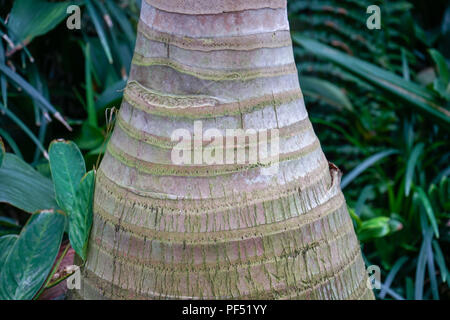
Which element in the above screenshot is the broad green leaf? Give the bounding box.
[299,76,353,111]
[0,153,59,213]
[49,140,86,214]
[7,0,73,45]
[0,136,4,167]
[341,149,399,189]
[70,170,95,260]
[405,143,425,196]
[292,35,450,127]
[0,235,18,274]
[0,210,66,300]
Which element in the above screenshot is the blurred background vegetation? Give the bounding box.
[0,0,448,300]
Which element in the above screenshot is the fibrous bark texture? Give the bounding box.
[75,0,375,299]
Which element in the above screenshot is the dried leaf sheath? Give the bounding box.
[74,0,374,300]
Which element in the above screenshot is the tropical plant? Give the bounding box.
[0,0,448,301]
[70,0,374,300]
[289,0,450,300]
[0,0,138,166]
[0,137,94,300]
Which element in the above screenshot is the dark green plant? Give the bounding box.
[0,138,94,300]
[0,1,135,299]
[290,0,450,300]
[0,0,137,165]
[0,0,448,300]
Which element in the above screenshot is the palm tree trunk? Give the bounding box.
[76,0,374,299]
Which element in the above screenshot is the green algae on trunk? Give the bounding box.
[73,0,375,300]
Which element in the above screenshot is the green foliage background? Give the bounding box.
[0,0,449,300]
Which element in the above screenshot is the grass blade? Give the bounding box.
[406,277,414,300]
[0,63,71,130]
[0,128,23,159]
[0,38,7,108]
[401,48,411,81]
[85,0,113,64]
[83,42,97,127]
[432,240,448,283]
[426,239,439,300]
[429,49,449,85]
[104,0,136,48]
[379,256,408,299]
[299,76,353,111]
[405,143,425,196]
[0,103,48,159]
[415,228,432,300]
[292,35,450,127]
[341,149,399,189]
[28,64,50,162]
[414,186,440,238]
[378,282,405,300]
[0,137,4,167]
